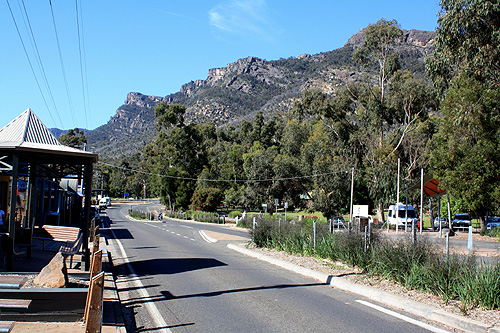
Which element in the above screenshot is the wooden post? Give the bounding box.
[84,250,103,325]
[85,271,105,333]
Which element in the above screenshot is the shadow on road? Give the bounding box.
[161,282,324,300]
[116,257,227,276]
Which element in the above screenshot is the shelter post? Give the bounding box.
[81,161,93,271]
[7,154,19,271]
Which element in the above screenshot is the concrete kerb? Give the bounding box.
[227,243,499,333]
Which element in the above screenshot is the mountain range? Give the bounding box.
[60,28,436,159]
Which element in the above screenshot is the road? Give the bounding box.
[101,203,448,332]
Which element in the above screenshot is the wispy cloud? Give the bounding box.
[209,0,276,42]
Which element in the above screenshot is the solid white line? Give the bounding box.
[109,228,171,333]
[356,300,449,333]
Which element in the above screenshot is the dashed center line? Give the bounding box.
[145,222,196,242]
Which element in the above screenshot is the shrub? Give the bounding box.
[229,210,242,218]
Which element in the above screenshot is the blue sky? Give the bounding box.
[1,0,441,130]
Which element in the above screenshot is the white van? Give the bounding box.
[99,197,111,210]
[387,204,418,229]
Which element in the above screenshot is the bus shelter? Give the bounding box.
[0,109,98,270]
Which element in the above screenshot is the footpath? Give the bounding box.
[10,235,126,333]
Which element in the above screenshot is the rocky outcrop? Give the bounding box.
[402,29,436,47]
[346,28,436,48]
[124,92,164,108]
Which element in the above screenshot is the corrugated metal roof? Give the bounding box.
[25,110,60,145]
[0,109,60,146]
[0,109,98,162]
[0,109,29,143]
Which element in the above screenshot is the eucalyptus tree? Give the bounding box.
[58,128,87,149]
[146,102,216,210]
[427,0,500,228]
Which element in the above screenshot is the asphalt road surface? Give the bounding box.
[101,203,448,333]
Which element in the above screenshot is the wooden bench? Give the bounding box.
[35,225,80,251]
[59,232,83,267]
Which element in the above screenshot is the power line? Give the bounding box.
[49,0,78,127]
[98,161,352,183]
[78,0,91,128]
[6,0,58,127]
[18,0,64,128]
[75,0,90,128]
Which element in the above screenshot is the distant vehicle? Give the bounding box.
[486,216,500,230]
[99,197,111,210]
[331,216,346,228]
[433,216,448,229]
[387,204,418,229]
[452,213,472,229]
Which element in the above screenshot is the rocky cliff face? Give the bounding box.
[88,29,436,159]
[346,28,436,49]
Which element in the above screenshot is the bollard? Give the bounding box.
[253,217,257,233]
[467,225,473,252]
[364,225,368,252]
[368,221,371,245]
[313,221,317,250]
[446,233,449,258]
[235,216,239,226]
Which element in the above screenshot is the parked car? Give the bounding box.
[452,213,472,229]
[331,216,346,228]
[486,216,500,230]
[433,216,448,229]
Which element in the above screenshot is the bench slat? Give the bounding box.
[0,321,14,333]
[0,276,28,289]
[42,225,80,242]
[0,299,31,309]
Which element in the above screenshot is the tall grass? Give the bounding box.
[249,218,500,311]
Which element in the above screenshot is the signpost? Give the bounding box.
[274,199,279,220]
[262,203,267,216]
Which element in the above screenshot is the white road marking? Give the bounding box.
[108,228,171,333]
[199,230,217,243]
[356,300,449,333]
[146,221,195,242]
